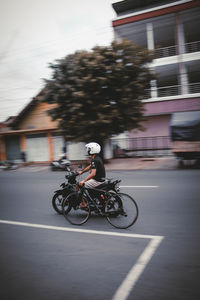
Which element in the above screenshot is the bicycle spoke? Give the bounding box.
[105,193,138,229]
[63,192,90,225]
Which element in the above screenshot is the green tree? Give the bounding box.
[40,39,154,145]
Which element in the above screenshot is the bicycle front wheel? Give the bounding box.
[105,192,138,229]
[62,192,91,225]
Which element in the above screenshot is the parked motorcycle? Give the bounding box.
[50,155,71,171]
[0,160,19,171]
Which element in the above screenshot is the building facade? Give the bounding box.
[111,0,200,155]
[0,98,65,163]
[1,0,200,162]
[0,97,112,163]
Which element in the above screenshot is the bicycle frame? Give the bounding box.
[62,184,139,229]
[79,186,110,216]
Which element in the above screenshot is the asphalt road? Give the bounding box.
[0,169,200,300]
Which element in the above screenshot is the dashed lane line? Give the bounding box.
[120,185,159,188]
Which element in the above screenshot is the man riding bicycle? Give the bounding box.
[62,142,138,228]
[78,142,105,188]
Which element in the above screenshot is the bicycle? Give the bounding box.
[62,178,139,229]
[52,170,122,214]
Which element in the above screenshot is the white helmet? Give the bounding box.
[85,142,101,155]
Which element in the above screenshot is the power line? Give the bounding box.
[0,86,37,91]
[0,26,114,63]
[1,6,199,62]
[0,98,32,103]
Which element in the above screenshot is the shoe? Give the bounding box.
[80,198,87,208]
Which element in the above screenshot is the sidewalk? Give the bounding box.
[105,156,177,170]
[1,156,178,172]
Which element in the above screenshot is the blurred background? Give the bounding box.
[0,0,200,168]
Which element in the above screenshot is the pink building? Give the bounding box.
[112,0,200,155]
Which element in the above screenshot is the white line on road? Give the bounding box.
[0,219,164,300]
[0,219,161,239]
[120,185,159,188]
[112,236,163,300]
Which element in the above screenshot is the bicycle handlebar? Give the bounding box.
[65,171,79,179]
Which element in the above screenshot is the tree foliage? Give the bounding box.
[40,39,154,142]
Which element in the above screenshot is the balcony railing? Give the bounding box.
[144,82,200,99]
[189,82,200,94]
[112,136,172,158]
[154,41,200,59]
[155,45,178,58]
[185,41,200,54]
[157,85,179,97]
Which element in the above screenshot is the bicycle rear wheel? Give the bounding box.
[105,192,138,229]
[62,192,90,225]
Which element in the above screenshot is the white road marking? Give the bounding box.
[0,219,164,300]
[112,236,163,300]
[120,185,159,188]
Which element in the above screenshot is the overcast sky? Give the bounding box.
[0,0,117,122]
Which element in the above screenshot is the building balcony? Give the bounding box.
[144,82,200,101]
[154,40,200,59]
